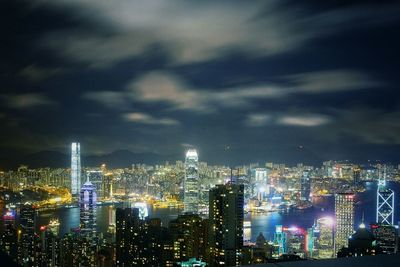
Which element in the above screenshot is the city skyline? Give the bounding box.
[1,141,400,171]
[1,145,400,266]
[2,1,400,266]
[1,1,400,166]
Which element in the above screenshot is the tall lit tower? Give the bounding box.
[376,167,394,225]
[334,192,355,256]
[71,142,81,197]
[184,149,199,214]
[79,178,97,237]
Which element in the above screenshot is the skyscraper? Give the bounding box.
[79,180,97,237]
[1,209,18,261]
[184,149,199,214]
[334,193,355,256]
[209,183,244,266]
[71,142,81,197]
[274,225,287,256]
[376,169,394,225]
[39,226,60,267]
[316,217,335,259]
[300,170,311,201]
[18,205,37,266]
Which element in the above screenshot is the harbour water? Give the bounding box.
[37,182,400,241]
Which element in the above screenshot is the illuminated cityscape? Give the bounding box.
[2,1,400,266]
[0,146,400,266]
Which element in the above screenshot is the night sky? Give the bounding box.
[1,0,400,166]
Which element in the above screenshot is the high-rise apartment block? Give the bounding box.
[209,183,244,266]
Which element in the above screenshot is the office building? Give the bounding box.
[300,170,311,201]
[71,142,81,197]
[18,205,37,266]
[274,225,287,257]
[80,180,97,237]
[316,217,335,259]
[376,171,394,225]
[184,149,199,214]
[39,226,60,267]
[335,193,355,256]
[0,209,18,260]
[209,183,244,266]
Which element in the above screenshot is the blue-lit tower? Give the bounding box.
[71,142,81,197]
[79,179,97,237]
[274,225,287,256]
[376,167,394,225]
[184,149,199,214]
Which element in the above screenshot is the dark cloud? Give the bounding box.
[1,93,56,109]
[1,0,400,166]
[122,112,180,126]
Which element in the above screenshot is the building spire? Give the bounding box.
[359,211,366,228]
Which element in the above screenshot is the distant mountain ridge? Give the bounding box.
[1,145,398,171]
[0,149,178,170]
[0,145,325,171]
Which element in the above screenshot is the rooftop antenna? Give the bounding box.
[359,211,366,229]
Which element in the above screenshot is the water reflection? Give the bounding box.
[36,182,400,242]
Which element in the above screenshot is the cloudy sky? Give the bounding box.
[1,0,400,165]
